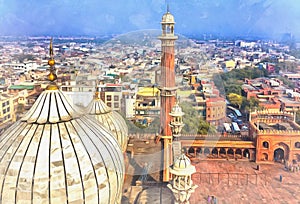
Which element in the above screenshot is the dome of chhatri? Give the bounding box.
[0,89,124,204]
[169,102,184,117]
[174,154,191,169]
[85,95,128,152]
[161,11,175,24]
[170,154,196,176]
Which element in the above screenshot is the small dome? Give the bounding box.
[170,154,196,176]
[169,102,184,117]
[161,12,175,24]
[174,154,191,169]
[0,89,124,204]
[85,97,128,152]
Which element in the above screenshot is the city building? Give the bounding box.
[191,79,226,126]
[98,83,123,112]
[134,86,160,121]
[0,92,14,127]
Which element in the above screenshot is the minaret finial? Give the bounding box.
[167,3,169,13]
[49,37,54,59]
[94,80,100,99]
[46,37,58,90]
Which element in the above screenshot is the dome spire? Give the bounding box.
[46,37,58,90]
[94,80,99,99]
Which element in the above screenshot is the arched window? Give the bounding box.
[295,142,300,148]
[262,153,268,161]
[263,141,269,148]
[204,148,210,155]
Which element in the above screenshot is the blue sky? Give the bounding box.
[0,0,299,40]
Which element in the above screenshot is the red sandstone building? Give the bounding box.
[250,110,300,163]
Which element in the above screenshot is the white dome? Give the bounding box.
[161,12,175,24]
[0,89,124,204]
[170,154,196,176]
[169,102,184,117]
[174,154,191,169]
[85,97,128,152]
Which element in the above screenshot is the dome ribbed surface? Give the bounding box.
[174,154,191,169]
[170,154,196,176]
[0,89,124,204]
[86,98,128,152]
[21,90,82,124]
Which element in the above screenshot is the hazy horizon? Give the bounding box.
[0,0,300,41]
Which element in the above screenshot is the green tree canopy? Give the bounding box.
[227,93,243,108]
[180,101,217,135]
[241,96,261,112]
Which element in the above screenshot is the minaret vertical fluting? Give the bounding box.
[159,6,178,136]
[158,6,178,182]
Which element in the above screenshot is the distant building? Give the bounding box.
[60,81,94,107]
[135,87,160,116]
[193,80,226,126]
[0,92,15,129]
[99,83,123,112]
[1,62,38,74]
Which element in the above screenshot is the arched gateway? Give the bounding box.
[274,148,284,162]
[273,142,289,162]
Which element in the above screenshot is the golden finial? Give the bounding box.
[94,80,100,99]
[48,38,55,66]
[46,38,58,90]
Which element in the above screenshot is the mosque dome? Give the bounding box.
[0,40,124,204]
[85,94,128,152]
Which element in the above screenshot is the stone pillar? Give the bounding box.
[241,149,244,159]
[225,148,228,158]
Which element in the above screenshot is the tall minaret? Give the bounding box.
[158,6,178,182]
[159,6,178,136]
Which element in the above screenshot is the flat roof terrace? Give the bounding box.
[256,122,299,131]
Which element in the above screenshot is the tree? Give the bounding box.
[241,97,262,121]
[225,84,242,95]
[180,101,218,135]
[180,101,199,134]
[227,93,243,108]
[197,120,217,135]
[249,97,260,110]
